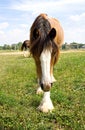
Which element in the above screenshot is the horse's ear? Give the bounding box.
[33,28,39,39]
[49,28,56,40]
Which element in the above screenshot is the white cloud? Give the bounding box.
[9,0,85,23]
[10,0,84,12]
[0,28,29,45]
[0,22,9,29]
[7,28,29,43]
[64,26,85,43]
[0,30,4,34]
[20,24,28,28]
[0,0,85,45]
[61,0,84,4]
[10,1,66,14]
[0,22,9,44]
[70,13,85,22]
[0,31,7,45]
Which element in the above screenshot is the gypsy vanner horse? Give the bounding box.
[30,14,64,112]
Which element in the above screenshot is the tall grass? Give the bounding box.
[0,51,85,130]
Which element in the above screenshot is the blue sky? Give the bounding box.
[0,0,85,45]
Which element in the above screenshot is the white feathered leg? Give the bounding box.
[38,91,54,112]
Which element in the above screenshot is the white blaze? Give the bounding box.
[40,49,51,84]
[38,49,54,112]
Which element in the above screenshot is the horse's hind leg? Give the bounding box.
[36,86,43,94]
[50,64,56,83]
[36,79,43,94]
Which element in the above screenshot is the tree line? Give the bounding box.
[0,42,85,50]
[62,42,85,50]
[0,42,22,50]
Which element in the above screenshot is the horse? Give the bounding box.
[30,13,64,112]
[21,40,30,57]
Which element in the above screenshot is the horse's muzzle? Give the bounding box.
[40,83,53,92]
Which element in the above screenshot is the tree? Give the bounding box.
[70,42,79,49]
[11,44,16,50]
[17,42,22,50]
[3,44,10,50]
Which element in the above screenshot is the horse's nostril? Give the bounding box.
[41,83,44,90]
[51,83,53,86]
[40,83,51,92]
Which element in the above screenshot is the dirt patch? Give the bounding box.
[0,50,84,56]
[61,49,85,53]
[0,51,23,55]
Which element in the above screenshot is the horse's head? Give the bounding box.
[38,28,57,91]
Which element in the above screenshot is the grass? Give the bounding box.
[0,50,85,130]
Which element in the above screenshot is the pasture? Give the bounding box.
[0,50,85,130]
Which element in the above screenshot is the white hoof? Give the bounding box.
[37,92,54,113]
[36,87,43,95]
[37,100,54,113]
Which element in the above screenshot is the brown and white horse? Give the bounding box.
[21,40,30,57]
[30,14,64,112]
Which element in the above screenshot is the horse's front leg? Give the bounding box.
[37,91,54,113]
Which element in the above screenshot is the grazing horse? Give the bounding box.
[21,40,30,57]
[21,40,30,51]
[30,14,64,112]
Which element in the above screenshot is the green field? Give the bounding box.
[0,51,85,130]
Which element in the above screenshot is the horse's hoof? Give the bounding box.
[37,105,54,113]
[37,99,54,113]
